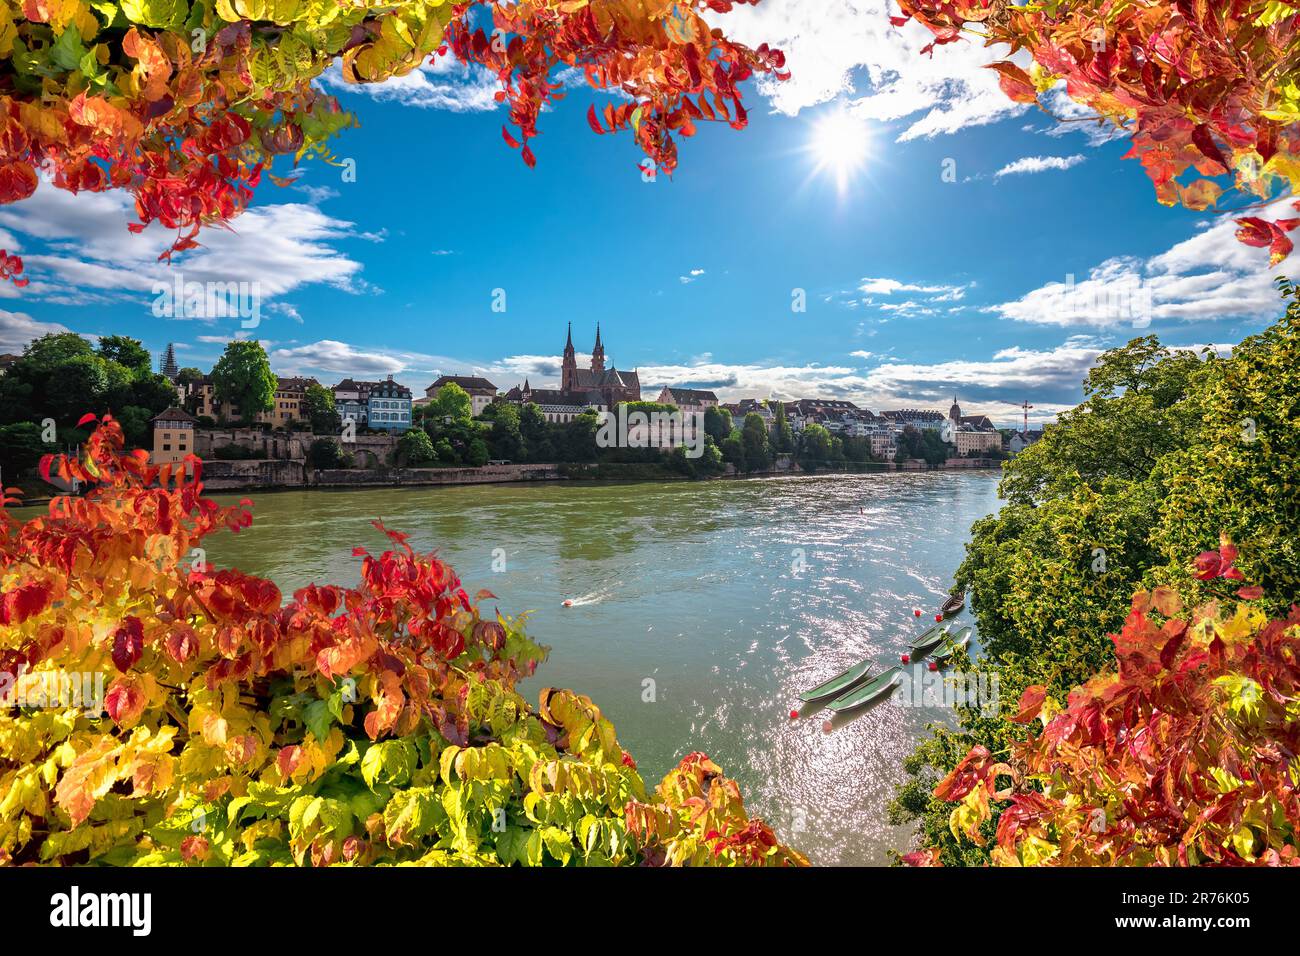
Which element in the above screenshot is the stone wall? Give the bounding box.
[201,459,307,490]
[311,463,561,487]
[194,429,398,466]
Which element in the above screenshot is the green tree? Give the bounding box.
[428,383,473,423]
[466,437,490,467]
[720,430,746,472]
[211,341,276,424]
[741,413,771,473]
[772,402,794,453]
[308,438,347,469]
[485,402,523,462]
[797,423,832,473]
[520,403,552,462]
[302,383,340,434]
[96,335,152,378]
[47,355,108,422]
[0,421,46,475]
[398,428,438,465]
[704,405,733,443]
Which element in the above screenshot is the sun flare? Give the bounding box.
[809,109,872,194]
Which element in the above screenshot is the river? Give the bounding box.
[206,471,1003,865]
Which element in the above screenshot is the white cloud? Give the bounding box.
[0,308,71,353]
[992,199,1293,327]
[317,55,502,112]
[994,154,1085,179]
[0,184,367,317]
[679,268,706,284]
[849,350,874,359]
[707,0,1028,140]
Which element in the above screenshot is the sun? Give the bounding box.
[808,108,871,195]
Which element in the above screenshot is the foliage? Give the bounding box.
[772,401,794,453]
[397,428,437,467]
[796,422,830,473]
[894,425,947,466]
[892,294,1300,865]
[210,341,276,423]
[0,419,805,867]
[740,412,770,473]
[301,383,340,435]
[0,333,176,447]
[894,0,1300,260]
[918,558,1300,867]
[307,437,347,469]
[427,383,473,424]
[704,405,733,444]
[0,422,46,475]
[0,0,784,264]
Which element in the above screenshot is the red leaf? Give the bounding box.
[502,126,521,149]
[76,413,98,427]
[112,617,145,673]
[586,104,603,135]
[1235,217,1273,248]
[1191,124,1229,173]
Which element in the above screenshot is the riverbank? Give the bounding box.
[6,456,1006,505]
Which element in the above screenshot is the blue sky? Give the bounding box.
[0,1,1286,427]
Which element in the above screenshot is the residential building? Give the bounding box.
[367,375,412,432]
[655,387,719,413]
[881,408,946,431]
[149,407,198,465]
[426,375,498,417]
[1007,429,1044,455]
[191,375,316,427]
[0,353,19,375]
[333,378,377,426]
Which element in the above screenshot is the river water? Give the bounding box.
[206,471,1003,865]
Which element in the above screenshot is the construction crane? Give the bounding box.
[1020,400,1033,435]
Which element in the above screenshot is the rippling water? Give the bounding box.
[206,471,1002,865]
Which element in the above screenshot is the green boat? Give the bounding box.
[798,659,875,703]
[931,626,972,666]
[907,622,950,650]
[827,667,903,713]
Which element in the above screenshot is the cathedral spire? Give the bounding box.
[590,322,606,373]
[561,323,577,392]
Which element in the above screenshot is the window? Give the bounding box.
[163,444,171,451]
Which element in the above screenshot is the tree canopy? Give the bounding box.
[0,0,785,264]
[210,340,276,423]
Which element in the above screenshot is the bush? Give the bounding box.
[913,553,1299,867]
[308,438,347,469]
[0,421,806,867]
[213,444,259,461]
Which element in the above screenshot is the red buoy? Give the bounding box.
[913,609,921,617]
[562,600,573,607]
[789,709,799,720]
[928,661,938,672]
[822,720,833,734]
[935,613,943,622]
[901,653,910,664]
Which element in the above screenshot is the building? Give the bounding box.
[560,323,641,405]
[655,387,719,413]
[946,397,1001,457]
[503,381,597,423]
[367,375,412,432]
[333,379,377,426]
[1007,429,1044,455]
[149,407,198,465]
[881,408,946,431]
[191,375,316,427]
[0,353,19,375]
[426,375,498,417]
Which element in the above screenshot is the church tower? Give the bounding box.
[561,322,578,393]
[590,323,606,374]
[949,395,962,422]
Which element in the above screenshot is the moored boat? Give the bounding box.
[827,667,903,713]
[798,659,875,703]
[939,589,965,618]
[907,621,948,649]
[930,626,972,666]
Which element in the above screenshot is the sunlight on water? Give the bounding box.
[207,471,1002,865]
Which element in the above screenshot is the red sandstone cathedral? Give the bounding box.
[505,323,641,411]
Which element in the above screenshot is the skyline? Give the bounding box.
[0,0,1283,428]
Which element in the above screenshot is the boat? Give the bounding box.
[798,659,876,703]
[827,667,903,713]
[930,626,972,666]
[907,621,949,650]
[908,623,952,660]
[939,590,966,618]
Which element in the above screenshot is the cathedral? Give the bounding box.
[560,323,641,405]
[503,323,641,419]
